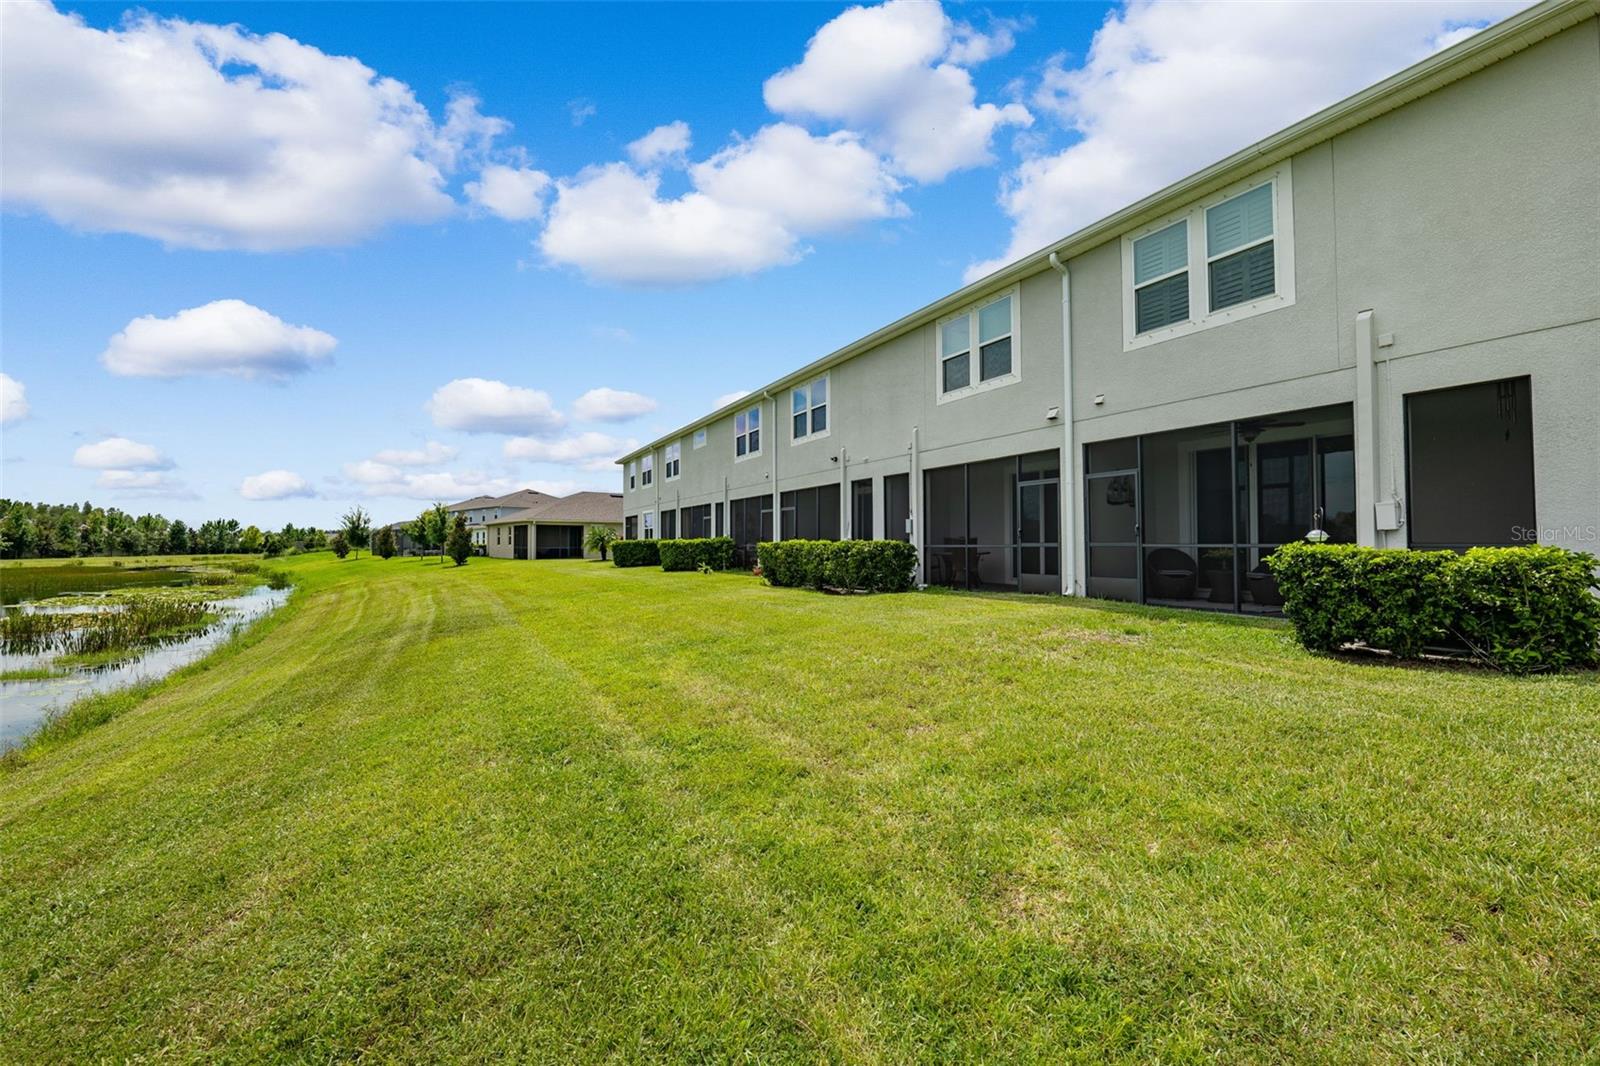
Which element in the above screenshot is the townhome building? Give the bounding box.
[618,0,1599,612]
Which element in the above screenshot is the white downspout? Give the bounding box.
[840,446,849,538]
[1354,309,1380,547]
[910,426,923,586]
[762,390,778,541]
[1049,252,1078,596]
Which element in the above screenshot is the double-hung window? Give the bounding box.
[735,405,761,458]
[1123,167,1293,349]
[1206,183,1275,312]
[791,375,829,441]
[642,510,655,539]
[627,460,636,490]
[1132,220,1189,333]
[938,289,1017,400]
[641,453,653,486]
[693,428,707,449]
[664,442,681,480]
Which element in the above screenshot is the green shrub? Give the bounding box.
[611,539,660,568]
[658,537,735,572]
[1268,542,1599,673]
[756,539,917,593]
[1443,546,1600,673]
[1267,543,1453,658]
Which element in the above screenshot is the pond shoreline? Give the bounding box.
[1,563,292,751]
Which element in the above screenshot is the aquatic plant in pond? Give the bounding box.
[2,598,216,659]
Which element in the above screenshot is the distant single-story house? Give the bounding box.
[484,492,624,560]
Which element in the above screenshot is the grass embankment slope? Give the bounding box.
[2,554,1596,1062]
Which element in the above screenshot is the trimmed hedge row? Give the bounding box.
[1267,542,1600,673]
[658,537,735,572]
[610,539,660,568]
[756,539,917,593]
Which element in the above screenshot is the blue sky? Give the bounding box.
[0,0,1522,527]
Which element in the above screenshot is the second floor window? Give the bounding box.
[693,428,707,449]
[1122,169,1292,350]
[641,453,653,486]
[664,442,681,479]
[735,405,761,458]
[939,291,1016,397]
[1133,219,1189,333]
[627,460,636,489]
[1206,182,1275,312]
[792,376,828,440]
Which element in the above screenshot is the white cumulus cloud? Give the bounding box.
[540,163,798,285]
[540,123,904,285]
[0,373,29,424]
[627,121,692,167]
[536,2,1022,285]
[572,387,657,422]
[425,377,565,435]
[96,469,195,498]
[503,431,636,471]
[0,2,511,251]
[714,390,752,409]
[72,436,172,470]
[100,299,336,380]
[370,441,459,466]
[966,0,1527,279]
[339,460,520,501]
[466,163,552,221]
[690,124,905,232]
[764,0,1030,182]
[240,469,315,500]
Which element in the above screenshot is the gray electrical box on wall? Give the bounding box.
[1374,501,1402,532]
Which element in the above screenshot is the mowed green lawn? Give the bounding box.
[2,554,1597,1062]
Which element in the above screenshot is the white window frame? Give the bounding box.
[734,404,763,462]
[693,428,707,449]
[642,509,655,539]
[790,374,831,444]
[935,285,1021,405]
[1121,165,1296,351]
[641,452,654,486]
[627,460,636,490]
[664,441,681,481]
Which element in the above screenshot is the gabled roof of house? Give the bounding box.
[451,488,557,512]
[486,492,624,526]
[447,495,497,511]
[616,0,1595,466]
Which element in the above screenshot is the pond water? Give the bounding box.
[0,564,209,605]
[0,567,289,748]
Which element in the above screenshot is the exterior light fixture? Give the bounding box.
[1305,507,1330,543]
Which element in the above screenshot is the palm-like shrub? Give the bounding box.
[584,525,618,561]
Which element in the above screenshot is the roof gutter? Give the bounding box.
[616,0,1596,465]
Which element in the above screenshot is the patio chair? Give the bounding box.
[1145,548,1198,600]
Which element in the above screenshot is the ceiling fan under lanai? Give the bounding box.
[1236,417,1307,444]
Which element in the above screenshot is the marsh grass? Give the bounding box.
[0,666,62,681]
[1,599,216,658]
